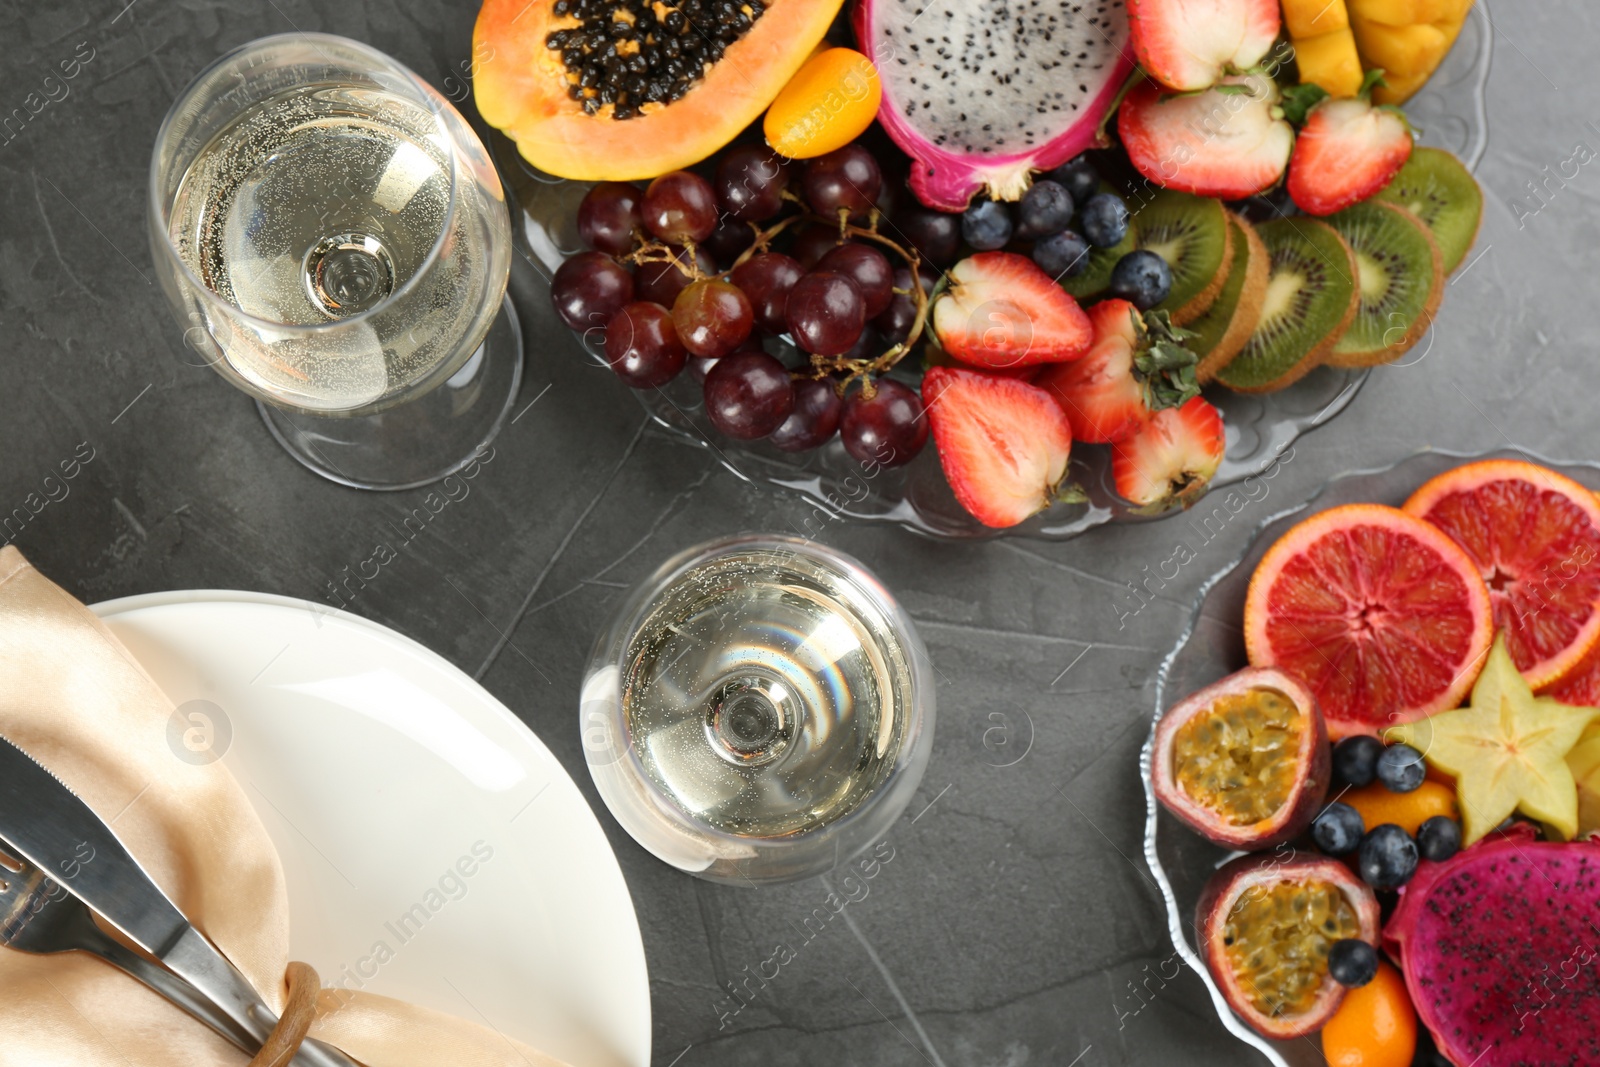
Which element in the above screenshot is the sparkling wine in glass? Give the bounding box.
[582,536,935,886]
[149,34,520,489]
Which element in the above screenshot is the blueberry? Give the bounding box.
[1049,155,1101,206]
[1311,801,1365,856]
[1032,230,1091,278]
[1327,939,1379,988]
[961,199,1013,251]
[1108,249,1172,310]
[1416,815,1462,862]
[1377,743,1427,793]
[1358,823,1419,890]
[1332,735,1385,788]
[1017,180,1074,237]
[1079,192,1129,248]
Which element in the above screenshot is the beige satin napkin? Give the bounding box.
[0,547,570,1067]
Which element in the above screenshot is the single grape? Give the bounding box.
[815,243,894,319]
[603,302,686,388]
[786,272,866,355]
[873,265,936,346]
[791,223,845,269]
[577,181,643,256]
[704,215,755,265]
[703,351,795,439]
[690,334,765,383]
[715,145,788,222]
[635,246,713,307]
[729,252,805,335]
[642,171,718,244]
[1017,179,1074,238]
[672,279,753,358]
[1080,192,1130,248]
[769,378,844,452]
[890,201,962,267]
[1032,230,1091,278]
[802,145,882,219]
[961,200,1012,251]
[840,379,927,467]
[1049,155,1101,206]
[551,252,634,332]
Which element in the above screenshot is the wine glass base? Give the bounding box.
[256,295,523,491]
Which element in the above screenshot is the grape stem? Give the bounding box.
[626,209,931,397]
[747,209,929,396]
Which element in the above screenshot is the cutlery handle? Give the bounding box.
[97,938,259,1054]
[163,926,361,1067]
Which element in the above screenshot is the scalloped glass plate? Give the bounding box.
[491,4,1492,540]
[1141,443,1597,1067]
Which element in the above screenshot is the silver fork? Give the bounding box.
[0,844,257,1053]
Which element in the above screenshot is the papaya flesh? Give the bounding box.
[474,0,845,181]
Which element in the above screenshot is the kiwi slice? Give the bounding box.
[1374,147,1483,275]
[1213,218,1359,394]
[1138,190,1232,324]
[1062,189,1232,326]
[1192,214,1270,382]
[1323,200,1444,368]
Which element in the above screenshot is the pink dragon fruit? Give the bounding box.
[853,0,1136,211]
[1385,825,1600,1066]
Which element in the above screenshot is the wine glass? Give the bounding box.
[581,535,936,886]
[148,33,519,490]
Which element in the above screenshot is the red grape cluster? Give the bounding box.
[549,142,938,466]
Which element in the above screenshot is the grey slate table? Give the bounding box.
[0,0,1585,1063]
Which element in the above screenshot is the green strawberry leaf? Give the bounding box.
[1280,83,1329,126]
[1133,309,1201,412]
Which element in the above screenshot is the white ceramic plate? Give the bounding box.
[91,591,650,1067]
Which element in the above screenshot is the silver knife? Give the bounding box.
[0,733,360,1067]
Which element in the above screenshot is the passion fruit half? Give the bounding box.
[1196,852,1381,1040]
[1152,667,1330,849]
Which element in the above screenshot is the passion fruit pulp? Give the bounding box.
[1197,852,1381,1040]
[1153,667,1330,849]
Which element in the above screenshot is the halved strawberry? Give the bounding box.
[1128,0,1281,92]
[1111,396,1225,510]
[1118,74,1294,200]
[923,365,1073,528]
[1036,301,1201,444]
[931,253,1093,369]
[1287,97,1413,216]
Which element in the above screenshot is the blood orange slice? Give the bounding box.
[1403,460,1600,689]
[1244,503,1493,737]
[1549,648,1600,707]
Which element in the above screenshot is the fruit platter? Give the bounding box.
[1144,449,1600,1066]
[477,0,1491,537]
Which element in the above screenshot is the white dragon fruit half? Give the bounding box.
[854,0,1136,211]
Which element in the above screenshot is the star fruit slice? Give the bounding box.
[1389,633,1600,844]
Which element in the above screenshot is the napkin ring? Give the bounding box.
[248,961,322,1067]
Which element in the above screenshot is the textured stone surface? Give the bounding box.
[0,1,1590,1063]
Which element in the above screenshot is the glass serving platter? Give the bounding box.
[491,3,1492,541]
[1141,443,1597,1067]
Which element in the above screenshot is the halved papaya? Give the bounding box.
[474,0,846,181]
